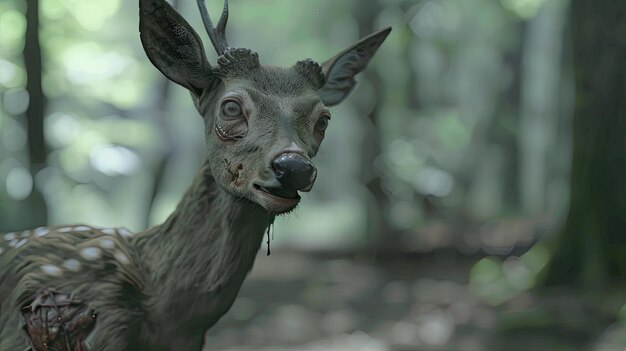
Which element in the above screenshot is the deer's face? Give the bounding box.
[139,0,390,214]
[198,67,329,214]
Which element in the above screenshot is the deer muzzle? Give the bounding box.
[272,153,317,193]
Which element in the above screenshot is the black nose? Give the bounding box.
[272,153,317,192]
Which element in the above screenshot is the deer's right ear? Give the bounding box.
[139,0,214,96]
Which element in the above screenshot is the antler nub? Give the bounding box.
[294,59,326,89]
[213,48,261,77]
[197,0,230,56]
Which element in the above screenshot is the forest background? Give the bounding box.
[1,0,624,350]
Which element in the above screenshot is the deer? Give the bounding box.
[0,0,390,350]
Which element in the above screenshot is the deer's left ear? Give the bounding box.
[318,27,391,107]
[139,0,214,96]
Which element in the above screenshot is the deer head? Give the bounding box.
[139,0,390,214]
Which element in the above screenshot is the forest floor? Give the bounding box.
[204,251,626,351]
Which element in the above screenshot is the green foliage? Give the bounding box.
[469,244,549,305]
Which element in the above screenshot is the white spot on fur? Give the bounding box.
[63,259,81,271]
[99,238,115,249]
[58,227,73,233]
[101,228,116,235]
[4,233,16,241]
[118,228,132,237]
[14,239,27,248]
[74,226,91,231]
[41,264,62,276]
[34,227,48,237]
[114,250,130,265]
[80,247,102,260]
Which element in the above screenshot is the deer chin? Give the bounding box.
[252,184,301,214]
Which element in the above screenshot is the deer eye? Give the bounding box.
[222,100,243,118]
[216,99,248,141]
[315,115,330,133]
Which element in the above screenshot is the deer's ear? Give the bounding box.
[318,27,391,107]
[139,0,213,95]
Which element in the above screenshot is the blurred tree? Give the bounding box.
[353,0,400,253]
[543,0,626,288]
[518,0,568,217]
[22,0,47,227]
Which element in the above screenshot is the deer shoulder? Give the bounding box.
[0,226,147,351]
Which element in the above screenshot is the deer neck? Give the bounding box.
[133,160,272,331]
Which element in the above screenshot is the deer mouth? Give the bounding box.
[253,183,301,213]
[254,184,301,200]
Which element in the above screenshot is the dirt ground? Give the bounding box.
[204,251,626,351]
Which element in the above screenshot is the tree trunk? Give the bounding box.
[353,0,399,253]
[22,0,48,227]
[518,0,567,216]
[543,0,626,288]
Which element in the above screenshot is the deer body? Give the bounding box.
[0,162,269,350]
[0,0,390,349]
